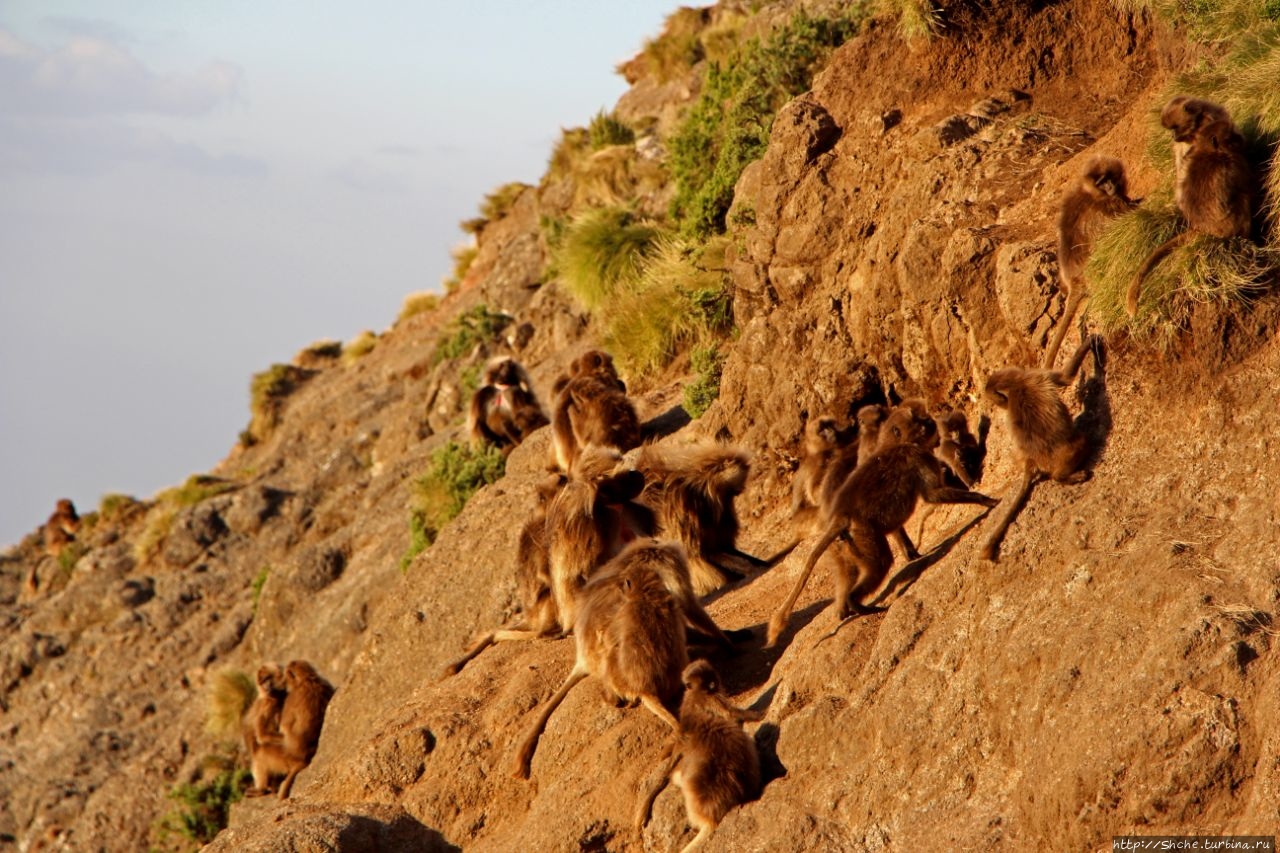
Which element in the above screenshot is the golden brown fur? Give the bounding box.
[1128,105,1256,316]
[1045,156,1136,367]
[546,446,656,633]
[513,541,706,779]
[42,498,80,558]
[979,337,1099,562]
[551,349,641,471]
[249,660,335,799]
[441,473,568,677]
[790,416,857,518]
[767,424,997,646]
[635,660,762,853]
[1162,96,1231,210]
[243,663,287,795]
[634,442,768,595]
[935,409,984,488]
[854,404,888,468]
[467,357,548,453]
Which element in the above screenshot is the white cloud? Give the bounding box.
[0,26,243,118]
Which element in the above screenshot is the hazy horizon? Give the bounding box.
[0,1,680,548]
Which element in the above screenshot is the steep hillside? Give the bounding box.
[4,0,1280,850]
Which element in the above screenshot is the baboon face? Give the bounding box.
[1084,158,1127,199]
[1161,96,1226,142]
[485,358,521,387]
[983,370,1019,408]
[257,663,285,693]
[682,659,719,694]
[881,401,938,450]
[284,660,315,688]
[1198,119,1243,154]
[55,498,76,516]
[814,417,838,444]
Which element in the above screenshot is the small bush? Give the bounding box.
[640,7,709,83]
[205,668,254,741]
[480,182,531,222]
[684,346,727,418]
[603,235,733,376]
[432,304,512,364]
[669,10,863,238]
[247,363,311,441]
[401,441,506,570]
[341,330,379,367]
[398,291,440,323]
[251,566,269,610]
[588,109,635,150]
[152,764,249,850]
[556,208,664,311]
[546,127,592,184]
[164,475,236,508]
[99,493,145,524]
[443,243,479,294]
[294,339,342,366]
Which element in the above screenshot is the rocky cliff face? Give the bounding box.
[4,1,1280,851]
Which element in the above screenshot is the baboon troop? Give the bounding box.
[468,356,548,452]
[241,659,334,800]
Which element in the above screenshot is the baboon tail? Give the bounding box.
[1127,232,1187,317]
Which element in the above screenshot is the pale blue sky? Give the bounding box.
[0,0,681,546]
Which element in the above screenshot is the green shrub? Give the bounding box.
[432,304,512,364]
[684,346,727,418]
[556,207,664,311]
[669,10,863,238]
[400,441,506,570]
[588,109,635,149]
[152,765,249,850]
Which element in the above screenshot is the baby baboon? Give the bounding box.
[854,404,889,468]
[250,660,335,799]
[467,356,548,453]
[243,663,287,795]
[979,336,1099,562]
[635,659,762,853]
[1045,156,1136,367]
[935,409,985,488]
[634,442,770,595]
[766,431,997,647]
[513,541,705,779]
[42,498,81,558]
[547,446,656,633]
[1128,110,1256,316]
[790,416,857,518]
[551,349,641,472]
[441,473,568,677]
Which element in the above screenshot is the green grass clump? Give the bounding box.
[99,493,144,524]
[251,566,269,610]
[57,540,88,573]
[400,441,506,570]
[556,207,664,311]
[432,304,511,364]
[398,291,440,323]
[1087,201,1278,348]
[443,243,479,294]
[588,109,635,150]
[205,668,254,741]
[164,475,236,508]
[602,236,733,376]
[341,330,379,366]
[152,763,249,850]
[886,0,942,39]
[480,182,531,222]
[247,363,311,441]
[684,346,727,418]
[669,10,863,239]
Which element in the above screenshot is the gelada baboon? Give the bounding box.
[242,663,287,795]
[514,541,732,779]
[635,659,762,853]
[855,404,889,468]
[467,356,548,452]
[42,498,81,558]
[633,442,771,595]
[935,409,986,489]
[1161,96,1231,208]
[551,349,641,472]
[979,336,1100,562]
[546,446,656,633]
[1045,156,1137,367]
[766,426,997,647]
[1127,104,1256,316]
[790,416,857,519]
[249,660,335,799]
[441,473,567,677]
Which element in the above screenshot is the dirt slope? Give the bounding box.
[3,1,1279,851]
